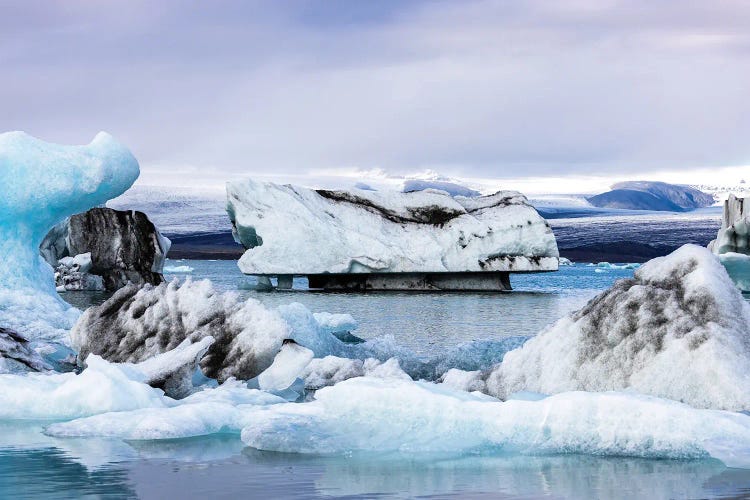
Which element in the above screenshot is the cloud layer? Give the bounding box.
[2,0,749,187]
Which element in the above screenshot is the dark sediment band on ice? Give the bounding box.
[0,327,52,373]
[226,180,559,290]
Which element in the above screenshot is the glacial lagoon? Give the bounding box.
[4,261,750,500]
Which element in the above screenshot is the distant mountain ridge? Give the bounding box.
[587,181,714,212]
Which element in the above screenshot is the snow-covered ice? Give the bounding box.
[255,340,314,392]
[226,179,559,275]
[240,377,750,468]
[484,244,750,411]
[4,364,741,469]
[0,132,138,341]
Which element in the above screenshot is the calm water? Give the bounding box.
[5,260,750,499]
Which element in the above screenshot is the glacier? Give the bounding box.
[482,244,750,411]
[226,179,558,290]
[0,132,139,342]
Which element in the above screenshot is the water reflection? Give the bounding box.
[2,424,750,499]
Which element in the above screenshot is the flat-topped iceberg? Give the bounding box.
[226,180,558,290]
[0,132,139,341]
[482,244,750,411]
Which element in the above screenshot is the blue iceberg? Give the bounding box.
[0,132,139,344]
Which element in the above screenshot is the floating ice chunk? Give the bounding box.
[255,340,314,392]
[710,194,750,256]
[558,257,573,266]
[164,265,194,273]
[71,280,373,383]
[71,279,295,381]
[45,378,286,440]
[709,195,750,290]
[0,132,138,341]
[0,355,166,420]
[226,179,559,275]
[53,252,105,291]
[240,377,750,468]
[60,253,93,273]
[595,262,640,270]
[485,244,750,411]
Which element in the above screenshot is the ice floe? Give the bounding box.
[240,377,750,468]
[164,265,194,273]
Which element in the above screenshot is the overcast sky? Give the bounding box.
[2,0,749,190]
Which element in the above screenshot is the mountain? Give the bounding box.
[587,181,715,212]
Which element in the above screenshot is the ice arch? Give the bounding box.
[0,132,139,341]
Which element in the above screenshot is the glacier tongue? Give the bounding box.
[226,179,559,276]
[0,132,139,342]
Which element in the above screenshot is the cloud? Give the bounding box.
[1,0,749,187]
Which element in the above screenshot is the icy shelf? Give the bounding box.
[226,180,559,291]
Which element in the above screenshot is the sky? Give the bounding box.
[2,0,750,193]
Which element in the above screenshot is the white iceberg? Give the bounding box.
[164,265,194,273]
[240,377,750,468]
[484,244,750,411]
[0,132,139,341]
[226,180,558,290]
[709,194,750,290]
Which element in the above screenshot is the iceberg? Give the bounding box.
[240,377,750,468]
[70,279,379,382]
[40,207,170,291]
[483,244,750,411]
[164,265,194,273]
[71,279,294,382]
[709,194,750,290]
[226,180,558,290]
[50,252,105,292]
[0,132,139,341]
[2,347,747,468]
